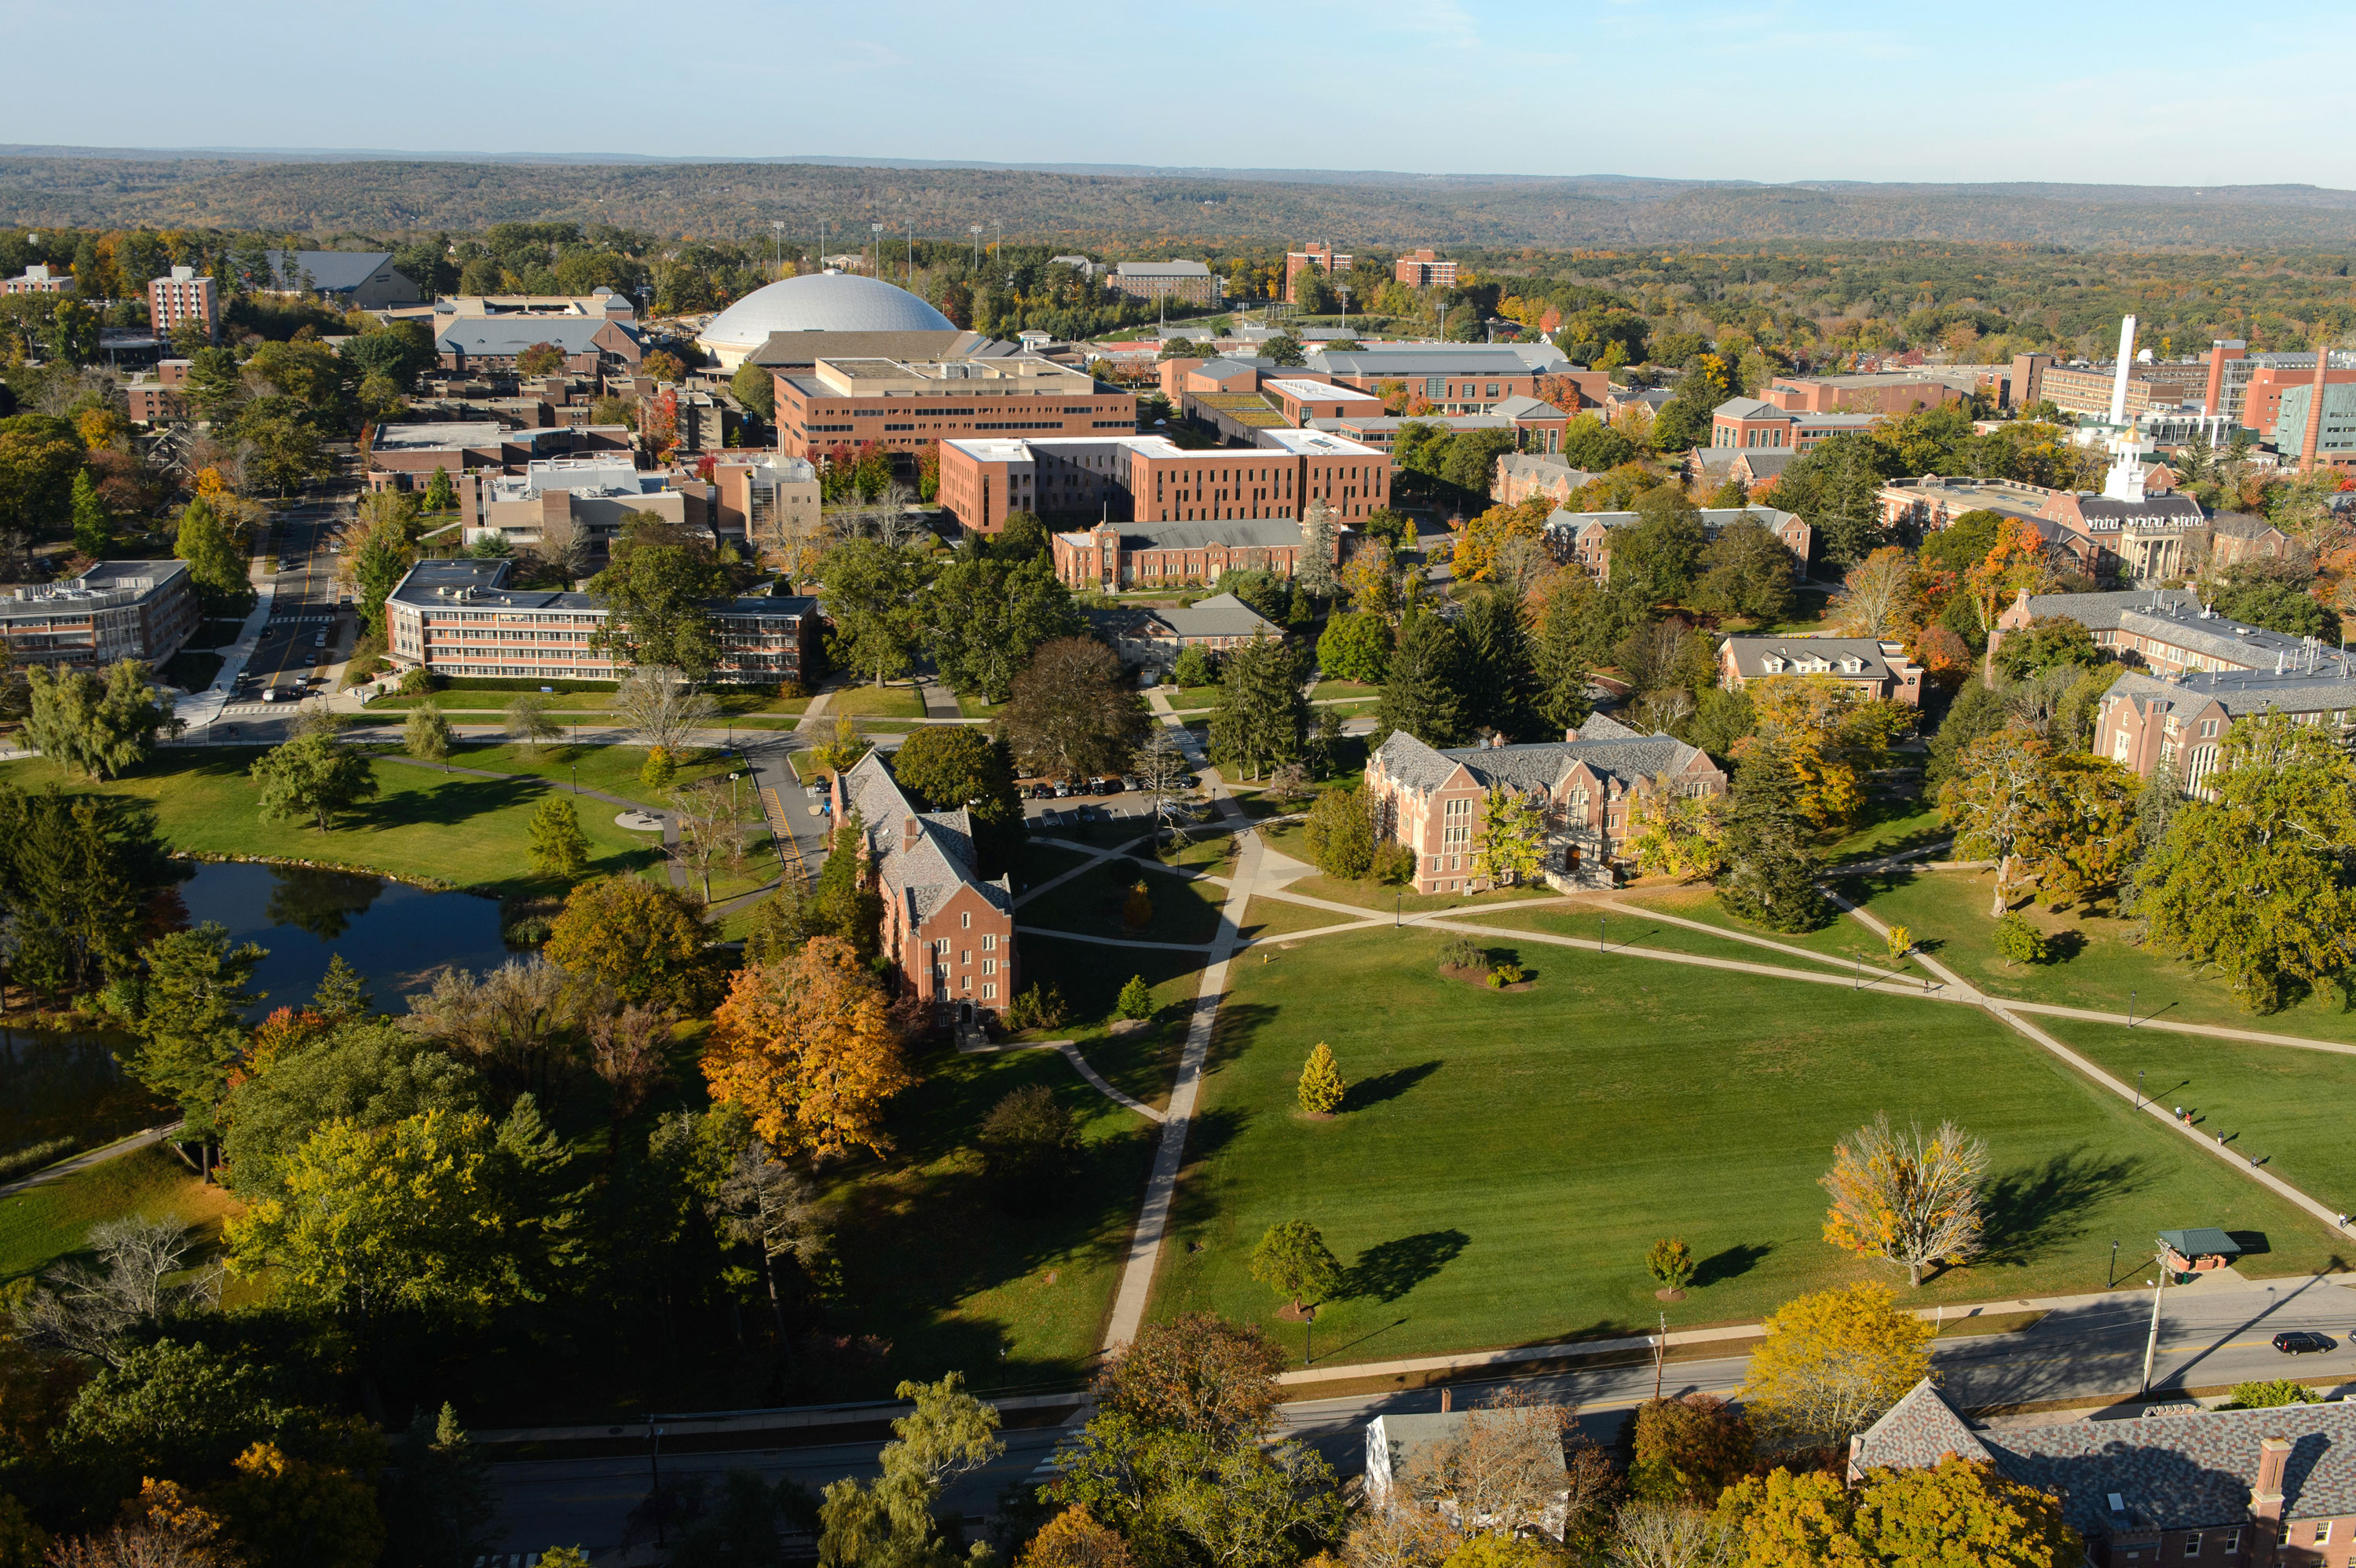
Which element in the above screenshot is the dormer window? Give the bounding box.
[1839,657,1864,674]
[1762,656,1784,674]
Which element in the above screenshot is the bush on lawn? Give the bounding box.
[1003,981,1070,1033]
[979,1084,1080,1211]
[1993,912,2050,967]
[1440,934,1485,971]
[1115,974,1153,1022]
[1370,840,1415,885]
[2226,1379,2321,1409]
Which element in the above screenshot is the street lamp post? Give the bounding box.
[2109,1239,2120,1288]
[1301,1303,1316,1367]
[2128,989,2137,1028]
[2140,1256,2167,1395]
[648,1420,668,1545]
[2137,1069,2145,1111]
[970,224,983,269]
[1599,913,1607,952]
[870,221,884,278]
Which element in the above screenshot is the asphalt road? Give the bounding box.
[490,1270,2356,1553]
[225,477,358,711]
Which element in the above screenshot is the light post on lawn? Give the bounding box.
[2110,1239,2120,1288]
[648,1420,667,1545]
[2137,1069,2145,1112]
[2129,989,2137,1029]
[1301,1303,1315,1368]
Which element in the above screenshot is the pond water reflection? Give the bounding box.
[175,861,514,1015]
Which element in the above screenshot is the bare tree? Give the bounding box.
[1821,1113,1989,1287]
[46,1523,225,1568]
[1341,1501,1460,1568]
[615,663,719,756]
[505,693,563,752]
[589,1000,675,1120]
[13,1216,219,1366]
[709,1140,828,1337]
[1489,532,1556,606]
[1608,1503,1736,1568]
[533,508,591,581]
[1410,1385,1590,1537]
[826,481,927,549]
[670,777,746,902]
[1829,547,1909,638]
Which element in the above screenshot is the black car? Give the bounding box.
[2274,1331,2335,1355]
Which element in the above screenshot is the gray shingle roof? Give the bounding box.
[1373,726,1706,796]
[1850,1379,1995,1474]
[1312,347,1546,375]
[265,249,400,293]
[436,317,638,356]
[1090,518,1305,553]
[1489,395,1565,419]
[1846,1376,2356,1539]
[837,751,1012,919]
[2017,586,2196,630]
[1158,593,1282,639]
[1720,636,1898,682]
[2105,664,2356,721]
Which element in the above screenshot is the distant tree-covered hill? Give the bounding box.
[9,152,2356,251]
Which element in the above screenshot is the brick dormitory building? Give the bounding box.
[936,429,1388,589]
[382,559,820,686]
[771,355,1136,463]
[0,561,200,673]
[831,747,1017,1028]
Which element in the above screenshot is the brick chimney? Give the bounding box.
[902,816,923,854]
[2301,349,2332,473]
[2252,1435,2292,1526]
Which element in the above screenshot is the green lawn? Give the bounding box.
[1021,858,1224,946]
[1240,897,1364,941]
[1848,868,2356,1044]
[1309,682,1381,703]
[1012,934,1206,1110]
[0,1144,240,1290]
[818,1034,1157,1391]
[1824,795,1949,866]
[1173,685,1223,711]
[1607,886,1930,980]
[2046,1018,2356,1228]
[1144,928,2343,1361]
[1015,844,1099,898]
[0,1030,166,1161]
[0,750,665,899]
[957,695,1009,720]
[826,684,927,719]
[436,741,737,804]
[1458,904,1922,984]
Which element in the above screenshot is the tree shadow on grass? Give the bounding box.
[1344,1229,1469,1303]
[1344,1060,1441,1112]
[1693,1241,1772,1288]
[1980,1146,2141,1266]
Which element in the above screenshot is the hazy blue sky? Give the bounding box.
[9,0,2356,186]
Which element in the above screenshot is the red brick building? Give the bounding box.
[1707,397,1882,452]
[1366,716,1726,895]
[1285,242,1349,302]
[1392,250,1458,288]
[831,748,1016,1028]
[939,431,1391,540]
[147,268,216,345]
[5,265,73,297]
[1717,636,1924,707]
[774,355,1133,462]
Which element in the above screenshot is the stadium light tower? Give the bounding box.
[970,223,983,268]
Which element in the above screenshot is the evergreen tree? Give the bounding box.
[1297,500,1339,600]
[1716,741,1829,931]
[1296,1042,1345,1115]
[311,954,374,1022]
[1458,590,1538,740]
[1533,574,1601,735]
[1377,612,1465,747]
[1207,634,1307,780]
[384,1402,499,1568]
[69,469,111,559]
[526,795,591,878]
[1116,974,1153,1022]
[105,922,267,1157]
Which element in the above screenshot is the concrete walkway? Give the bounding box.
[1101,698,1256,1350]
[957,1036,1167,1124]
[0,1123,185,1201]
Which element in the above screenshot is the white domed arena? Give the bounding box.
[696,269,956,370]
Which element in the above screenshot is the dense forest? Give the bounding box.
[16,154,2356,250]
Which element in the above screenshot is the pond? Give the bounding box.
[174,861,514,1017]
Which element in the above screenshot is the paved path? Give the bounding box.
[1100,699,1256,1350]
[0,1123,184,1201]
[957,1036,1166,1124]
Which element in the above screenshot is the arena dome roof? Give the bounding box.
[697,271,953,366]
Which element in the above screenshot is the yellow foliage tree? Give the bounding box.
[1820,1113,1989,1286]
[703,934,915,1160]
[211,1441,386,1568]
[1018,1507,1133,1568]
[1740,1283,1934,1450]
[1449,498,1553,583]
[1748,674,1910,832]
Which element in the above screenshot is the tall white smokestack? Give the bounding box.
[2108,314,2138,427]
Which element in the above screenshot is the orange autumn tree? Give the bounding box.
[1963,516,2055,684]
[704,935,914,1160]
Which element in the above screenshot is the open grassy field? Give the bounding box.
[1240,897,1363,941]
[1143,927,2343,1363]
[1824,795,1948,865]
[431,740,738,803]
[826,684,927,719]
[1310,682,1382,703]
[2045,1018,2356,1224]
[1607,886,1931,980]
[0,750,665,899]
[0,1144,240,1291]
[1846,868,2356,1044]
[1021,857,1224,946]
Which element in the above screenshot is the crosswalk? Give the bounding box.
[265,614,338,626]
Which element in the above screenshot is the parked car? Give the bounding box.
[1098,777,1124,794]
[2274,1332,2335,1355]
[1052,781,1071,798]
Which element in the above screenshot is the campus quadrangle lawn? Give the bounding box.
[1849,868,2356,1045]
[0,749,666,898]
[1144,928,2343,1363]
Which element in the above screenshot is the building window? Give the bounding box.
[960,911,972,928]
[2318,1523,2334,1544]
[982,933,997,951]
[2181,1534,2200,1557]
[983,982,997,1000]
[2222,1531,2240,1554]
[982,959,997,976]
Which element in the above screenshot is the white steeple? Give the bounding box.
[2102,313,2153,502]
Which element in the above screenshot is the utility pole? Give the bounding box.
[1652,1310,1667,1401]
[2140,1252,2167,1395]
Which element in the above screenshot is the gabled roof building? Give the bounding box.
[1850,1376,2356,1563]
[829,747,1017,1027]
[1545,506,1812,584]
[1366,717,1727,894]
[1718,636,1926,707]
